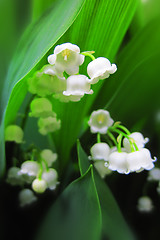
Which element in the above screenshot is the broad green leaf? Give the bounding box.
[96,16,160,127]
[35,166,102,240]
[77,139,90,175]
[52,0,138,171]
[32,0,57,22]
[0,0,85,177]
[77,141,135,240]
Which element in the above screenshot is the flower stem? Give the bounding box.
[81,51,95,61]
[97,133,101,143]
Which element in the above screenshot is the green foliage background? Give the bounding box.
[1,0,160,239]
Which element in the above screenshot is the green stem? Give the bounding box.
[97,133,101,143]
[117,134,123,152]
[107,130,118,148]
[81,51,95,61]
[115,125,131,135]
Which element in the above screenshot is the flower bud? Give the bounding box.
[42,168,58,190]
[5,125,23,144]
[32,179,47,193]
[29,98,56,118]
[40,149,57,167]
[38,117,61,135]
[19,189,37,207]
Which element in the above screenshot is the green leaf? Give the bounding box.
[77,139,90,175]
[52,0,138,171]
[0,0,85,177]
[96,16,160,127]
[31,0,57,22]
[35,166,102,240]
[77,141,135,240]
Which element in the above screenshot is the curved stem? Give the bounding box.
[81,51,95,61]
[107,130,118,148]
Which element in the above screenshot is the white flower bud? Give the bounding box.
[88,109,114,134]
[48,43,85,75]
[137,196,154,213]
[90,142,110,161]
[87,57,117,84]
[32,179,47,193]
[5,125,24,144]
[20,161,40,177]
[148,167,160,181]
[108,151,129,174]
[42,168,58,190]
[19,189,37,207]
[6,167,24,186]
[40,149,57,167]
[63,75,93,102]
[94,161,112,178]
[29,98,56,118]
[38,117,61,135]
[123,132,149,152]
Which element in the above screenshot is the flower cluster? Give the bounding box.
[28,43,117,103]
[6,148,58,206]
[88,109,156,178]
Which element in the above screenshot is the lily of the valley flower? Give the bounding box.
[48,43,85,75]
[5,125,24,144]
[6,167,25,186]
[63,75,93,102]
[137,196,154,212]
[32,179,47,193]
[28,65,65,97]
[87,57,117,84]
[90,142,110,161]
[123,132,149,152]
[19,189,37,207]
[94,161,112,178]
[29,98,56,118]
[126,148,155,172]
[42,168,58,190]
[40,149,57,167]
[148,167,160,181]
[88,109,114,134]
[107,152,129,174]
[38,116,61,135]
[20,161,40,177]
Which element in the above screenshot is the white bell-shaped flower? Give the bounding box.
[123,132,149,153]
[42,168,58,190]
[48,43,85,75]
[108,151,129,174]
[126,148,155,172]
[5,125,24,144]
[29,98,56,118]
[28,65,65,97]
[137,196,154,212]
[148,167,160,181]
[19,189,37,207]
[94,161,112,178]
[32,178,47,193]
[40,149,57,167]
[88,109,114,134]
[63,75,93,102]
[38,117,61,135]
[20,161,40,177]
[87,57,117,84]
[6,167,25,186]
[90,142,110,161]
